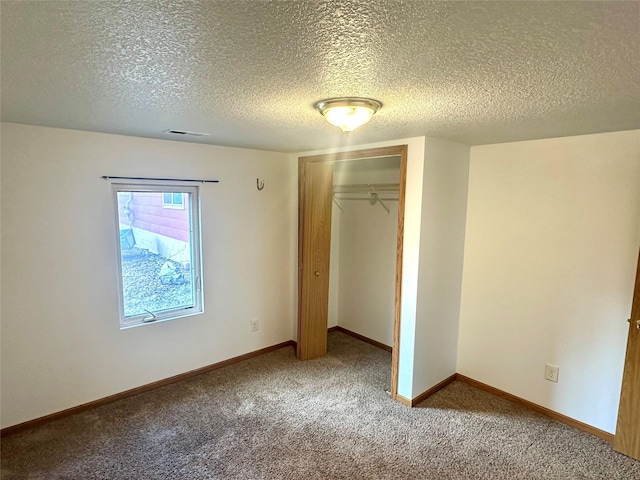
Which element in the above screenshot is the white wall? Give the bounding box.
[457,130,640,433]
[336,200,398,346]
[328,201,340,328]
[332,156,401,185]
[0,123,297,428]
[412,138,470,397]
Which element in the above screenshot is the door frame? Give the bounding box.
[297,145,408,400]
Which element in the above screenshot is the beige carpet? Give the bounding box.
[2,331,639,479]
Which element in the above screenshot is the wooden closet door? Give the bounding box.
[614,247,640,460]
[297,161,333,360]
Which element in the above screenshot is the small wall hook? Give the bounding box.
[257,178,265,191]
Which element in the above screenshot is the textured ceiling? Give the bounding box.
[2,1,639,153]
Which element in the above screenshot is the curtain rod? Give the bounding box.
[101,176,219,183]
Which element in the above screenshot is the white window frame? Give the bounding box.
[112,182,204,329]
[162,192,185,209]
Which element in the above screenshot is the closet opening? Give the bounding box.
[297,145,407,400]
[328,156,400,349]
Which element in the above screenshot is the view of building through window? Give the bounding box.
[114,185,203,327]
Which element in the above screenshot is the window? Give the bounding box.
[113,183,203,328]
[162,192,184,209]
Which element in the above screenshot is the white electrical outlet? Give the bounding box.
[545,364,559,383]
[250,318,259,332]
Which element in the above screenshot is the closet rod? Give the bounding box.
[333,183,399,193]
[333,195,399,200]
[102,176,219,183]
[332,194,398,214]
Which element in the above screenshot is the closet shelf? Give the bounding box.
[333,183,399,201]
[333,183,399,194]
[332,183,399,213]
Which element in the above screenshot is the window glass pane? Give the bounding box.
[163,192,172,204]
[173,192,183,205]
[115,187,202,327]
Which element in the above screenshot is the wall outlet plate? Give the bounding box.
[545,363,559,383]
[250,318,259,332]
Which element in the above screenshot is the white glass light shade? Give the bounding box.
[314,97,382,133]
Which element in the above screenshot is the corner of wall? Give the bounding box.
[456,130,640,432]
[411,137,470,398]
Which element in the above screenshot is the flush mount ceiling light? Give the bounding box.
[313,97,382,133]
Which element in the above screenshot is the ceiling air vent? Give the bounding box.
[163,129,210,137]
